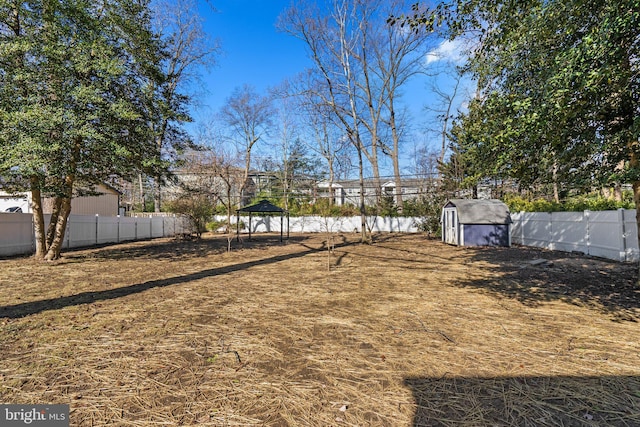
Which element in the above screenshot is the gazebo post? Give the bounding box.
[248,213,252,241]
[236,211,240,242]
[280,214,283,242]
[287,212,290,240]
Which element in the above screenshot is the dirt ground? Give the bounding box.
[1,232,639,426]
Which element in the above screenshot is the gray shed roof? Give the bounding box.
[444,199,512,224]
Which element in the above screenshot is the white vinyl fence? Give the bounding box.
[0,213,191,257]
[511,209,639,262]
[218,215,422,234]
[3,210,637,263]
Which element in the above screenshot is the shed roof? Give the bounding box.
[444,199,511,224]
[237,199,286,213]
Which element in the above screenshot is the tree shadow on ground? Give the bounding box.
[405,375,640,426]
[0,236,325,319]
[61,233,311,262]
[374,240,640,322]
[456,245,640,322]
[0,235,360,319]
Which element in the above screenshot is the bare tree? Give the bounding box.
[423,67,464,166]
[267,84,300,211]
[280,0,435,222]
[373,0,434,213]
[220,84,274,206]
[149,0,219,212]
[279,0,370,242]
[197,122,244,228]
[285,72,351,207]
[165,150,219,238]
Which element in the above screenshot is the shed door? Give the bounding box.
[444,208,457,245]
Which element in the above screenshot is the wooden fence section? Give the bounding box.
[510,209,639,262]
[0,213,191,257]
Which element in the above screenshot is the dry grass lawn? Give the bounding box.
[0,232,639,426]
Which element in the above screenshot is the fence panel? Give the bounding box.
[135,217,152,240]
[0,213,33,256]
[176,216,192,234]
[550,212,588,253]
[587,210,625,261]
[511,209,637,262]
[162,216,175,237]
[118,217,137,242]
[519,212,552,249]
[97,216,119,244]
[151,217,164,238]
[67,215,98,248]
[510,212,523,245]
[622,209,639,262]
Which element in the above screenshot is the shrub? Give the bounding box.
[165,195,214,238]
[504,193,635,213]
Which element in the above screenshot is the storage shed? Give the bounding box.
[441,199,512,247]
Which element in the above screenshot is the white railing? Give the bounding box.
[0,213,191,257]
[510,209,639,262]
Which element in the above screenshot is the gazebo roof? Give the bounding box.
[237,199,286,214]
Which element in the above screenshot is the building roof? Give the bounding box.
[444,199,512,224]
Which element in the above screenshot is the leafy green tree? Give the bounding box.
[0,0,166,260]
[393,0,640,253]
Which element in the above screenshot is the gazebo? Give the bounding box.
[236,199,289,242]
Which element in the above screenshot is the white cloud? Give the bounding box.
[425,39,466,65]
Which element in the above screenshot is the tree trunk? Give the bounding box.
[241,147,252,206]
[328,159,335,207]
[357,143,367,243]
[45,137,80,260]
[552,158,560,203]
[44,195,72,261]
[30,176,47,259]
[154,177,161,212]
[138,174,145,211]
[388,104,404,214]
[614,184,623,202]
[633,180,640,285]
[46,197,62,248]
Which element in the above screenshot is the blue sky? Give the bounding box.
[192,0,472,174]
[195,0,311,114]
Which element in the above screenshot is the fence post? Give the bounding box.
[548,211,554,251]
[624,209,640,262]
[584,210,591,256]
[31,213,35,254]
[65,217,70,249]
[619,209,627,262]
